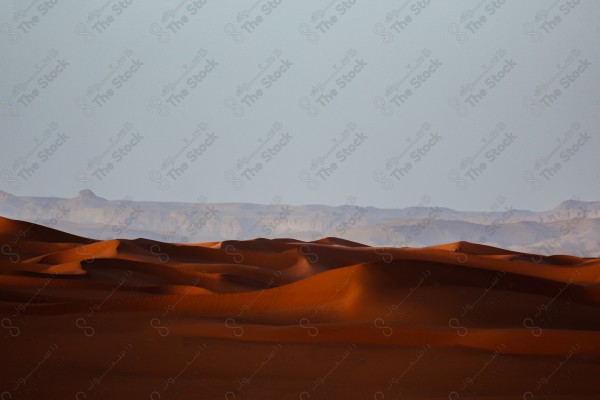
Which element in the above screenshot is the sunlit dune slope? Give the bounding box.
[1,215,600,356]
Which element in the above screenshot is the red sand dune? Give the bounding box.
[1,215,599,399]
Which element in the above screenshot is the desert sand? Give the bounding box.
[1,215,599,399]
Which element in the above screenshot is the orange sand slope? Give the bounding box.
[2,215,600,352]
[2,215,600,399]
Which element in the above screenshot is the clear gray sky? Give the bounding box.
[1,1,599,211]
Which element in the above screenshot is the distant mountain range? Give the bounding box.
[1,190,599,257]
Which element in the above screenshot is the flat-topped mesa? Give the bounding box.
[75,189,106,201]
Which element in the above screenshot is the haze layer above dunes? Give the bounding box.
[2,190,600,257]
[1,215,600,399]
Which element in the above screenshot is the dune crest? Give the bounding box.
[2,215,600,399]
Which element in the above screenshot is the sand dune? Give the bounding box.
[1,215,599,399]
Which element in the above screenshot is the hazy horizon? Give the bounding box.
[1,187,598,214]
[0,189,600,216]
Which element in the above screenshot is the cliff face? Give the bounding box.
[1,190,599,256]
